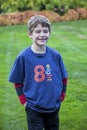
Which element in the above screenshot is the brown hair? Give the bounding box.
[27,15,51,33]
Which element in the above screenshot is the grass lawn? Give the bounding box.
[0,19,87,130]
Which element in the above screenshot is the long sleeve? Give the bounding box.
[14,83,26,105]
[60,78,68,101]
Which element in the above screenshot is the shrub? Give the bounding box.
[61,9,79,21]
[76,8,87,19]
[0,10,61,26]
[61,8,87,21]
[0,8,87,26]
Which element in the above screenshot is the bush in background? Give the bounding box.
[0,8,87,26]
[0,0,87,14]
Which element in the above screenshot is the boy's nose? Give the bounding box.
[40,31,45,36]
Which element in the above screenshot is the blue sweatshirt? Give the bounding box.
[9,46,68,113]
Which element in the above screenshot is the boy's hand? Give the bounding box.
[23,102,27,108]
[60,92,66,102]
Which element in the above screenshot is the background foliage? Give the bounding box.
[0,0,87,15]
[0,19,87,130]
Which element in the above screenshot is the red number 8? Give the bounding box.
[34,65,45,82]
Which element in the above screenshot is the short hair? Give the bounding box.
[27,15,51,33]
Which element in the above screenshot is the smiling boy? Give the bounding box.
[9,15,68,130]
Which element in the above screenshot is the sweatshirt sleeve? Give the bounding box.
[14,83,26,105]
[60,78,68,101]
[58,54,68,101]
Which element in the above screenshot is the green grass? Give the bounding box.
[0,20,87,130]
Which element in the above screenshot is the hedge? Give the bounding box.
[0,8,87,26]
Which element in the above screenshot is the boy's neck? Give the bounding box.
[31,44,46,54]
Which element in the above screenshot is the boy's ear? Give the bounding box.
[28,32,32,38]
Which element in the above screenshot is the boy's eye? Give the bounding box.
[44,29,49,33]
[35,30,41,33]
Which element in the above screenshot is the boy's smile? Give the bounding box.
[37,36,48,44]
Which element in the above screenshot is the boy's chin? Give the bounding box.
[37,42,46,46]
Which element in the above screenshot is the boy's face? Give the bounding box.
[29,24,50,46]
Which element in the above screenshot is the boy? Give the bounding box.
[9,15,68,130]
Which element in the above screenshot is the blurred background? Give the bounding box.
[0,0,87,26]
[0,0,87,130]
